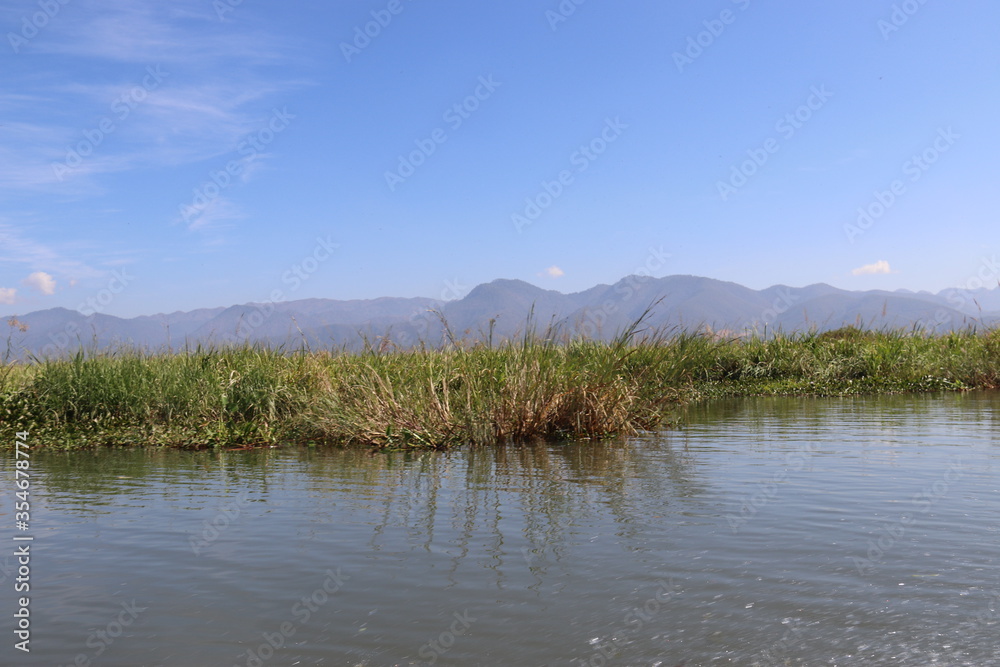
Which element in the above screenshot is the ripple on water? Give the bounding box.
[7,391,1000,666]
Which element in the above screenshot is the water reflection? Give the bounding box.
[5,391,999,666]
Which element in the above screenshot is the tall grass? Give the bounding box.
[0,344,319,447]
[307,323,686,448]
[1,322,999,450]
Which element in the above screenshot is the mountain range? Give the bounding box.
[4,275,999,359]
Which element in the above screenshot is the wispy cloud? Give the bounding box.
[0,221,102,279]
[27,0,288,65]
[851,260,892,276]
[179,196,244,232]
[0,288,16,305]
[0,0,304,193]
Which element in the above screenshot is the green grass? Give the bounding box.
[1,323,999,450]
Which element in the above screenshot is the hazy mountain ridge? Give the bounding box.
[4,275,998,359]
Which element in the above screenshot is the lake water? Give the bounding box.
[3,391,999,666]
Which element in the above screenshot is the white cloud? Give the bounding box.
[851,260,892,276]
[540,266,565,278]
[23,271,57,295]
[0,288,15,304]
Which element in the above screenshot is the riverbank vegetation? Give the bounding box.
[2,321,999,450]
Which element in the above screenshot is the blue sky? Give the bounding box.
[1,0,998,318]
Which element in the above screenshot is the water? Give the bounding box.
[3,391,999,666]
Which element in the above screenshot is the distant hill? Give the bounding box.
[3,275,998,359]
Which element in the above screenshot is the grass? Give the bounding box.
[2,319,999,450]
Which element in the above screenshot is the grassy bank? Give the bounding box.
[2,325,999,450]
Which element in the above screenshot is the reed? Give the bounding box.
[1,321,998,450]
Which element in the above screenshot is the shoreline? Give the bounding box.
[2,326,998,451]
